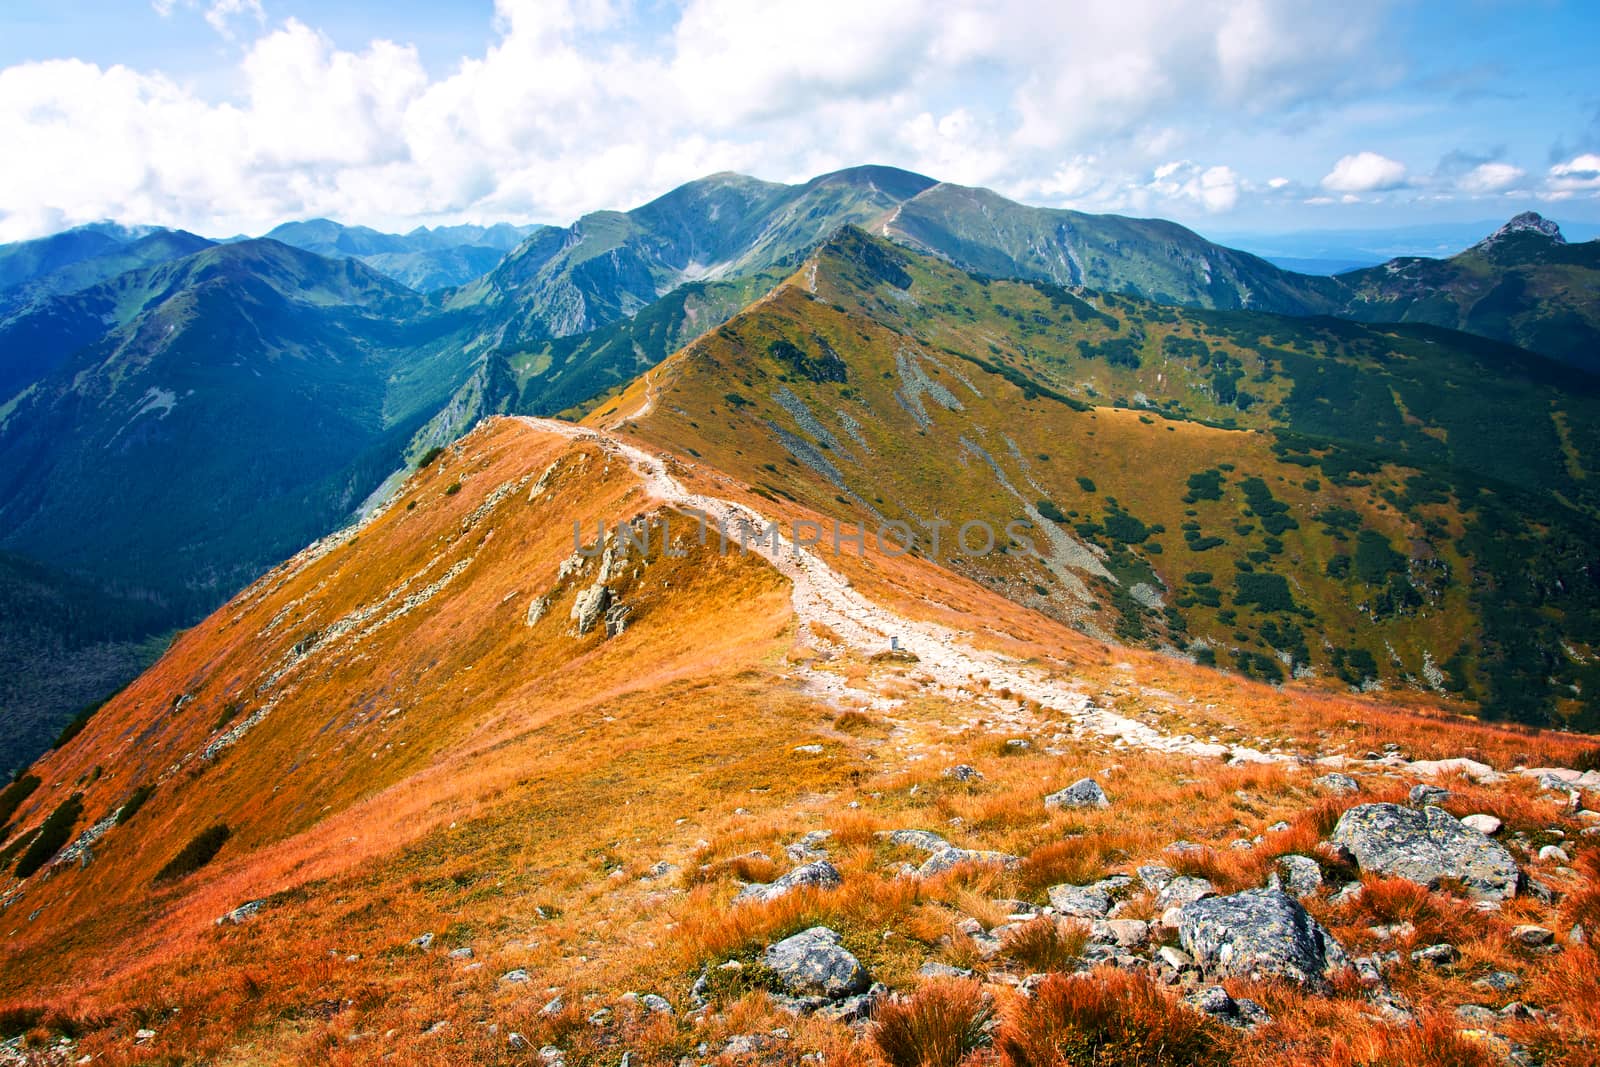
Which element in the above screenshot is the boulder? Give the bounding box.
[1156,875,1216,911]
[917,848,1019,878]
[1313,773,1361,795]
[1409,784,1453,808]
[216,900,265,926]
[1269,854,1324,899]
[761,927,869,999]
[1510,925,1554,947]
[735,860,842,904]
[1047,883,1112,918]
[1177,888,1350,987]
[1330,803,1519,900]
[571,584,611,636]
[887,829,951,854]
[1460,814,1502,836]
[1044,778,1110,810]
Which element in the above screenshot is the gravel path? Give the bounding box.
[517,417,1277,764]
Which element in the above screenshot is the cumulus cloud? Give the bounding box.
[1320,151,1408,193]
[1547,153,1600,196]
[1149,161,1242,213]
[1457,161,1525,194]
[0,0,1569,241]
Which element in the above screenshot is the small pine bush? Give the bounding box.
[0,774,41,828]
[116,784,156,825]
[154,823,231,883]
[13,793,84,879]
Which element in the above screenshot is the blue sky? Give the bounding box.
[0,0,1596,241]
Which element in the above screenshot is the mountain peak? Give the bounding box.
[1480,210,1565,247]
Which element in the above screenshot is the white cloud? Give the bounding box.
[152,0,265,39]
[1457,161,1524,194]
[1547,153,1600,196]
[1148,160,1242,213]
[0,0,1536,242]
[1320,151,1408,193]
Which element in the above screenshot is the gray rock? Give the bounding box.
[1409,784,1453,807]
[412,932,434,950]
[944,764,984,782]
[1044,778,1110,810]
[1411,943,1458,967]
[603,602,632,637]
[735,859,842,904]
[761,927,869,999]
[1474,971,1522,993]
[1510,925,1553,947]
[1314,773,1361,795]
[918,961,975,979]
[1456,1005,1497,1025]
[1538,845,1570,864]
[1136,863,1176,891]
[1156,875,1216,911]
[1177,888,1350,987]
[916,848,1019,878]
[639,994,673,1015]
[1047,883,1112,918]
[570,584,611,636]
[1330,803,1519,900]
[1270,855,1324,898]
[502,969,532,984]
[1461,814,1502,835]
[216,900,265,925]
[1089,920,1150,948]
[815,984,885,1023]
[448,947,474,960]
[888,829,951,854]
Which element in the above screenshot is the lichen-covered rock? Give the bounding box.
[1044,778,1110,810]
[761,927,869,999]
[1269,854,1324,899]
[887,829,951,854]
[734,860,842,904]
[1156,875,1216,911]
[1178,888,1349,987]
[916,848,1019,878]
[1047,883,1112,918]
[1330,803,1519,900]
[1313,773,1361,795]
[570,584,611,636]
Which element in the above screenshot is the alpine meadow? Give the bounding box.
[2,4,1600,1066]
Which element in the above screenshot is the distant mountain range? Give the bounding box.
[0,164,1597,769]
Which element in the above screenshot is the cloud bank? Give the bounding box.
[0,0,1592,240]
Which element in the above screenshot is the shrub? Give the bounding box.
[0,774,41,829]
[154,823,231,884]
[872,979,994,1067]
[116,784,156,825]
[416,445,446,468]
[1076,476,1097,493]
[996,970,1230,1067]
[443,481,462,496]
[13,793,84,879]
[1037,499,1069,523]
[1002,918,1087,973]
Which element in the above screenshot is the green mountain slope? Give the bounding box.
[886,182,1343,313]
[619,227,1600,728]
[1335,213,1600,372]
[0,227,215,316]
[0,240,442,618]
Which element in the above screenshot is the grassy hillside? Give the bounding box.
[608,228,1600,728]
[2,416,1597,1065]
